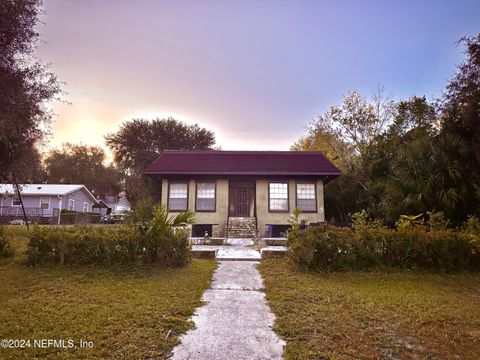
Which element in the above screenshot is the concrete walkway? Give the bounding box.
[171,261,285,360]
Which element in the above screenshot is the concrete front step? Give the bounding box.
[261,246,288,259]
[217,247,261,261]
[260,238,288,246]
[192,245,261,261]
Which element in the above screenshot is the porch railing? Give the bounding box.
[0,206,46,217]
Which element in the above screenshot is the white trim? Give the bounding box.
[83,202,89,213]
[68,199,75,211]
[39,196,51,210]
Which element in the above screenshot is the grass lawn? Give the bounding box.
[259,259,480,360]
[0,225,217,359]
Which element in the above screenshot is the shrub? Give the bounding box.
[0,226,14,258]
[27,205,194,267]
[27,225,141,266]
[288,212,480,273]
[137,205,194,267]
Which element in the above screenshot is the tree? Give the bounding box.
[295,89,396,222]
[105,117,216,203]
[44,143,122,198]
[305,89,396,192]
[0,0,61,182]
[438,33,480,214]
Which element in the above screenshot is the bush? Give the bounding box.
[0,226,14,258]
[27,225,141,266]
[288,212,480,273]
[27,205,194,267]
[137,205,194,267]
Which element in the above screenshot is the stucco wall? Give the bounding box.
[162,178,325,237]
[162,179,229,228]
[255,179,324,235]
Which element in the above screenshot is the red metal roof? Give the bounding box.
[144,151,341,177]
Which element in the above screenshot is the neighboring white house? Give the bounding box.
[0,184,98,222]
[101,195,131,214]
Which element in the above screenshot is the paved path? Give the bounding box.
[171,261,285,360]
[191,245,262,261]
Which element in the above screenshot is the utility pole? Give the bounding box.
[12,170,29,230]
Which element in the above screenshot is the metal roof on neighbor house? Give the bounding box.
[0,184,98,202]
[144,150,341,176]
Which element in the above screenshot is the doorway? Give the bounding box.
[229,181,255,217]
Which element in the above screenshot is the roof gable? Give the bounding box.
[145,151,341,176]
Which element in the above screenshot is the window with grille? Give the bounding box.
[269,182,288,212]
[68,199,75,211]
[169,182,188,211]
[83,202,89,212]
[40,197,50,209]
[196,182,215,211]
[296,183,316,212]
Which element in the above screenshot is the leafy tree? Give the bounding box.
[438,33,480,216]
[44,143,121,198]
[105,117,216,203]
[297,89,396,222]
[0,0,61,182]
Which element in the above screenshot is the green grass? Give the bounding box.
[259,259,480,360]
[0,225,217,359]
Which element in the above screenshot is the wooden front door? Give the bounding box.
[229,181,255,217]
[235,188,249,216]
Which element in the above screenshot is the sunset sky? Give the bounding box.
[38,0,480,153]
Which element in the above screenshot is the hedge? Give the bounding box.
[288,215,480,272]
[27,206,193,267]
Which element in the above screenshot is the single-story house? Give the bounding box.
[92,199,110,216]
[144,150,341,237]
[0,184,98,223]
[99,195,131,214]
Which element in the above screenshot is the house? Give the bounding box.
[0,184,98,224]
[92,199,110,216]
[144,151,341,237]
[99,195,131,214]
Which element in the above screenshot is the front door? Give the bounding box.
[235,188,249,216]
[229,181,255,217]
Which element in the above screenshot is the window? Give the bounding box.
[83,202,89,213]
[40,197,50,210]
[12,195,21,206]
[168,182,188,211]
[68,199,75,211]
[196,182,215,211]
[296,183,317,212]
[269,182,289,212]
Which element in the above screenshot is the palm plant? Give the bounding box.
[137,205,195,266]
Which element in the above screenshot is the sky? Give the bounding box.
[38,0,480,153]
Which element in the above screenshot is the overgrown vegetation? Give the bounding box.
[27,205,194,267]
[288,211,480,272]
[259,259,480,359]
[0,226,14,258]
[294,33,480,225]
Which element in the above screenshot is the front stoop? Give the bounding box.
[227,217,257,238]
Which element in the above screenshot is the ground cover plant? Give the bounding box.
[259,259,480,360]
[0,225,216,359]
